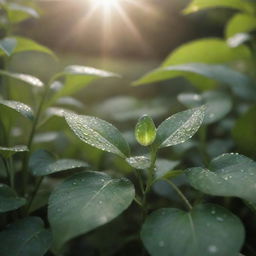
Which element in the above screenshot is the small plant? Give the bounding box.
[0,0,256,256]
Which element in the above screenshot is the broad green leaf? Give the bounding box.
[183,0,255,14]
[141,204,245,256]
[133,63,254,95]
[187,153,256,202]
[155,159,180,179]
[178,91,232,124]
[48,171,135,250]
[50,65,120,102]
[29,149,88,176]
[0,99,34,120]
[126,156,151,169]
[0,37,16,56]
[0,217,52,256]
[0,36,55,58]
[0,145,28,158]
[225,13,256,38]
[6,3,39,23]
[65,111,130,158]
[232,106,256,157]
[0,184,26,212]
[161,39,251,67]
[0,70,44,87]
[135,115,156,146]
[154,106,205,149]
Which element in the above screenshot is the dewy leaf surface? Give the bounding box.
[29,149,88,176]
[154,106,205,149]
[187,153,256,202]
[0,145,28,158]
[65,112,130,157]
[141,204,245,256]
[0,70,44,87]
[0,184,26,213]
[0,217,52,256]
[0,99,34,120]
[48,171,135,249]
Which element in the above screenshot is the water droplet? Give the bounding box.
[158,241,165,247]
[208,245,218,254]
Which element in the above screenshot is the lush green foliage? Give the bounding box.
[0,0,256,255]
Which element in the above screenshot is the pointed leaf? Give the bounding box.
[141,204,244,256]
[187,153,256,202]
[154,106,205,149]
[225,13,256,38]
[183,0,255,14]
[161,39,251,67]
[50,65,120,101]
[0,217,52,256]
[48,171,135,249]
[0,145,28,158]
[0,184,26,212]
[0,36,55,58]
[29,149,88,176]
[65,112,130,157]
[133,64,254,97]
[0,70,44,87]
[0,99,34,120]
[6,3,39,23]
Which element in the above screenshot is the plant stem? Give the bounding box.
[21,80,52,196]
[198,125,209,167]
[163,178,192,211]
[141,146,157,218]
[25,177,43,215]
[2,157,12,188]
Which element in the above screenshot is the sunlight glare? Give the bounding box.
[94,0,120,9]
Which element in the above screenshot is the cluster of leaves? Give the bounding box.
[0,0,255,256]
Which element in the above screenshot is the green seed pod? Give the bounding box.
[135,115,156,146]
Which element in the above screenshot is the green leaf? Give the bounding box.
[0,70,44,87]
[178,91,232,124]
[0,99,34,120]
[225,13,256,38]
[187,153,256,202]
[227,33,252,48]
[133,63,254,94]
[6,3,39,23]
[155,159,180,179]
[183,0,255,14]
[65,111,130,158]
[0,184,26,212]
[29,149,88,176]
[48,171,135,250]
[0,36,55,58]
[135,115,156,146]
[50,65,120,102]
[232,106,256,157]
[0,217,52,256]
[161,39,251,67]
[126,156,151,169]
[0,37,16,56]
[141,204,245,256]
[0,145,28,158]
[154,106,205,149]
